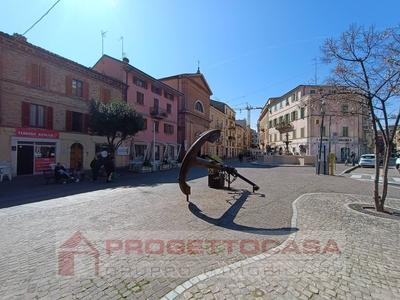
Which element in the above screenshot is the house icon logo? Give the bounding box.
[58,231,100,276]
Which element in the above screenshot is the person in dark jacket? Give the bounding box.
[104,157,115,182]
[90,156,100,182]
[54,162,72,184]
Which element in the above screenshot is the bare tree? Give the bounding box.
[320,24,400,212]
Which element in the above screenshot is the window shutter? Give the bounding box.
[151,85,155,93]
[21,102,30,127]
[46,106,53,130]
[40,66,46,87]
[83,81,89,100]
[171,125,174,134]
[132,76,136,84]
[66,76,72,95]
[65,110,72,132]
[144,81,148,89]
[31,63,39,85]
[83,114,89,133]
[164,123,167,134]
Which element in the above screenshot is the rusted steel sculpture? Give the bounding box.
[178,129,260,201]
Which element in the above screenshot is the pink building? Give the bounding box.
[93,55,182,164]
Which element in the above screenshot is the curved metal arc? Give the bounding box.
[178,130,221,198]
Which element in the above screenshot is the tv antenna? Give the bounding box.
[101,30,107,55]
[119,36,127,60]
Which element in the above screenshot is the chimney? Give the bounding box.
[123,57,129,64]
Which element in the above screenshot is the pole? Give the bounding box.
[153,120,156,172]
[317,111,325,175]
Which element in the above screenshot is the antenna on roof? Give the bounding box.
[197,60,201,74]
[119,36,127,60]
[311,57,319,85]
[101,30,107,55]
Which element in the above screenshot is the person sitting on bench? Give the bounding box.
[54,162,73,184]
[73,161,84,182]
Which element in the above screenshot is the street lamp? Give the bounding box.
[153,119,156,172]
[317,100,325,175]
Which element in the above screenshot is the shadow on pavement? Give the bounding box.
[188,189,298,235]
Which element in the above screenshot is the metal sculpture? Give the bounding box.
[178,129,260,201]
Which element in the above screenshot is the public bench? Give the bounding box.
[43,170,55,184]
[43,170,85,184]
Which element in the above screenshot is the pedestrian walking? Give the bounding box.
[90,156,100,182]
[105,157,116,183]
[350,151,356,166]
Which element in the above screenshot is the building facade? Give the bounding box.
[209,104,225,157]
[0,32,128,175]
[160,70,212,158]
[258,85,371,161]
[92,55,182,164]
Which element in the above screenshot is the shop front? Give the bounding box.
[11,128,60,176]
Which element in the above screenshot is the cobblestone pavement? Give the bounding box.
[0,161,399,299]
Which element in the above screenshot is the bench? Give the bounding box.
[43,170,55,184]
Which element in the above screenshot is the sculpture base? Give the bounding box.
[208,174,225,189]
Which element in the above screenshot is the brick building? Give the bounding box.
[0,32,128,176]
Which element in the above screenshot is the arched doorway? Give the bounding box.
[70,143,83,169]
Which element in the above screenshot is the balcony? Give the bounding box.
[228,115,235,120]
[228,136,236,140]
[150,107,168,119]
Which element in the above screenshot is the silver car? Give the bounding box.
[358,154,376,168]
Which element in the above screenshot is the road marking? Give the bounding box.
[393,178,400,183]
[350,175,362,179]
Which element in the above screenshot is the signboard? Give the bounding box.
[35,157,56,172]
[332,136,338,144]
[16,128,59,139]
[117,147,130,156]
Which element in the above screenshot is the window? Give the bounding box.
[300,107,305,119]
[300,127,305,138]
[211,114,214,122]
[195,101,204,113]
[343,126,349,137]
[310,89,316,94]
[285,114,290,124]
[342,104,349,116]
[164,124,174,134]
[143,118,147,130]
[151,85,162,95]
[280,101,283,109]
[167,103,172,114]
[269,121,272,128]
[66,76,89,99]
[133,76,148,89]
[274,104,277,112]
[136,91,144,105]
[21,102,53,129]
[286,98,289,106]
[274,133,277,141]
[279,116,283,124]
[30,104,45,127]
[154,121,159,132]
[28,63,47,87]
[269,108,272,114]
[291,111,298,121]
[101,88,111,103]
[72,79,83,97]
[292,130,296,139]
[66,110,88,133]
[164,91,174,101]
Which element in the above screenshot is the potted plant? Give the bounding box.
[208,155,225,189]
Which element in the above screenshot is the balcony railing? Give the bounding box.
[150,107,168,119]
[228,136,235,140]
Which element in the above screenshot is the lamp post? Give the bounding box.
[317,100,325,175]
[153,119,156,172]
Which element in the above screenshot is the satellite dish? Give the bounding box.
[101,151,108,158]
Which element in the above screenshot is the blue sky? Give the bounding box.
[2,0,399,128]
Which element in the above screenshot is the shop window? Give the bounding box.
[21,102,53,129]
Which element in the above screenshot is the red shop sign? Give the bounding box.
[16,128,59,139]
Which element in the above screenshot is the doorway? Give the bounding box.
[17,145,34,175]
[70,143,84,169]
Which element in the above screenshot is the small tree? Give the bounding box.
[87,99,144,158]
[320,24,400,212]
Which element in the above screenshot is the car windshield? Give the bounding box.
[361,155,375,159]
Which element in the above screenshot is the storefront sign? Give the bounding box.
[16,128,59,139]
[117,147,130,156]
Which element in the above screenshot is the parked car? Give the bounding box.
[358,154,376,168]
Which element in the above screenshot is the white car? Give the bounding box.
[358,154,376,168]
[396,157,400,172]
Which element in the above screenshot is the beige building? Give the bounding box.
[209,105,225,157]
[258,85,371,161]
